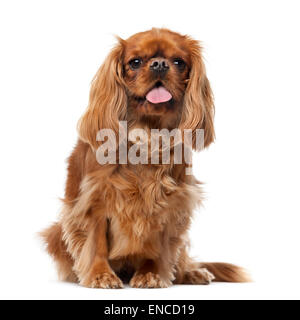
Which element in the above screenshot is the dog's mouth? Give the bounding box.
[131,82,176,116]
[133,82,173,106]
[145,82,173,104]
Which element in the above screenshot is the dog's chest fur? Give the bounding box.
[99,164,202,260]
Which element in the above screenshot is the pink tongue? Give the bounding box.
[146,87,172,104]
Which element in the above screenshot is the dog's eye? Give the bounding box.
[173,58,186,71]
[129,58,142,70]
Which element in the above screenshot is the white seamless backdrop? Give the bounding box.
[0,0,299,300]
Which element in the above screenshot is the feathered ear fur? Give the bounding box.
[179,40,215,150]
[77,41,127,150]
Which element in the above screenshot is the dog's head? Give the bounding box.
[78,28,215,150]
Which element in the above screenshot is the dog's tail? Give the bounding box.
[199,262,251,283]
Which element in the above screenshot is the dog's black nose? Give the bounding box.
[150,59,169,76]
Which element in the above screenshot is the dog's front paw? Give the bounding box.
[130,272,171,288]
[84,272,124,289]
[183,268,215,285]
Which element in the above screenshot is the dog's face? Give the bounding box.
[123,30,191,117]
[78,28,215,150]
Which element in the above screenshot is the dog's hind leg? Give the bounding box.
[173,247,215,285]
[174,247,250,284]
[40,223,78,282]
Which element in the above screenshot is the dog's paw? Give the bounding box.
[183,268,215,285]
[130,272,171,288]
[85,272,124,289]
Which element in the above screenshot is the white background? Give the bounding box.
[0,0,299,300]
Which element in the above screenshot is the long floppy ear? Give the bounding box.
[77,42,127,150]
[179,40,215,150]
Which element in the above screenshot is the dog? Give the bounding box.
[41,28,249,288]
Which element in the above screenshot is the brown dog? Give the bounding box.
[41,28,249,288]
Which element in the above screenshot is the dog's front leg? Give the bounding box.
[129,259,172,288]
[78,216,123,289]
[129,229,175,289]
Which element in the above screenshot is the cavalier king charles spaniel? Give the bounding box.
[41,28,249,288]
